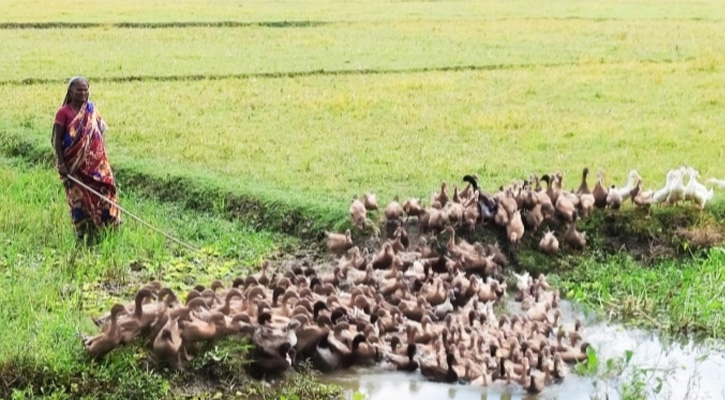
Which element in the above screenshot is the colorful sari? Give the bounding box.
[58,101,121,237]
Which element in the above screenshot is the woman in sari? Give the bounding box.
[52,76,121,241]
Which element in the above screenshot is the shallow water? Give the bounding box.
[322,300,725,400]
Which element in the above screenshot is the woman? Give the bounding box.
[52,76,121,241]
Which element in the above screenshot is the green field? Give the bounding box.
[2,60,724,211]
[2,0,725,398]
[0,155,306,398]
[4,0,725,23]
[3,19,723,82]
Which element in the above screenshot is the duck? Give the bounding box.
[152,314,184,369]
[92,286,170,328]
[420,351,458,383]
[96,288,156,334]
[326,229,353,254]
[555,194,576,223]
[563,214,586,250]
[461,175,497,223]
[253,313,301,355]
[611,170,642,201]
[506,210,525,244]
[538,230,559,254]
[247,342,295,379]
[541,174,561,206]
[593,170,608,209]
[708,178,725,189]
[629,178,651,208]
[384,343,419,372]
[684,167,714,210]
[384,196,404,221]
[180,312,227,344]
[117,288,160,344]
[371,242,395,270]
[524,203,544,232]
[666,168,686,205]
[576,167,591,195]
[213,288,244,316]
[402,197,424,220]
[522,366,548,394]
[576,168,596,217]
[432,182,449,208]
[363,192,379,211]
[606,185,623,209]
[83,303,127,359]
[558,342,592,363]
[315,333,369,371]
[294,314,332,361]
[349,198,367,230]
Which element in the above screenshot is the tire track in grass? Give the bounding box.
[0,20,329,29]
[0,57,695,87]
[0,16,718,30]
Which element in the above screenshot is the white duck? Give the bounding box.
[665,167,686,205]
[611,170,642,201]
[652,169,676,204]
[708,178,725,189]
[606,185,623,209]
[684,168,714,210]
[512,271,533,294]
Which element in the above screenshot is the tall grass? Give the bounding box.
[0,156,289,398]
[555,248,725,338]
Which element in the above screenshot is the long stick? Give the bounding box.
[65,174,203,254]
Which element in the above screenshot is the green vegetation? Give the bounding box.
[0,157,340,399]
[2,59,725,222]
[555,248,725,338]
[1,0,725,397]
[2,0,725,23]
[575,348,676,400]
[2,19,724,82]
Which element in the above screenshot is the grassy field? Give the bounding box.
[0,155,286,360]
[1,60,723,214]
[1,1,723,215]
[0,156,344,399]
[3,19,723,82]
[3,0,725,23]
[2,0,725,397]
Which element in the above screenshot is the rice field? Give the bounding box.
[3,19,724,82]
[1,0,724,213]
[1,61,724,210]
[4,0,725,23]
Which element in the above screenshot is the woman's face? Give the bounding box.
[71,80,89,104]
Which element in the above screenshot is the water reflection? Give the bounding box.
[322,301,725,400]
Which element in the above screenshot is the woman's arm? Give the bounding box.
[52,123,68,175]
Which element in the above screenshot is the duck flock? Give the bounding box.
[82,165,722,395]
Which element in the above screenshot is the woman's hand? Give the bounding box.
[57,163,69,177]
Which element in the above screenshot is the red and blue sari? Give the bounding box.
[58,101,121,236]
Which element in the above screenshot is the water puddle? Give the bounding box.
[322,301,725,400]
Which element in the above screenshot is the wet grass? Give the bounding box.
[2,18,723,82]
[0,156,340,399]
[553,248,725,338]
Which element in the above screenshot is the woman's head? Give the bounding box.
[63,76,89,105]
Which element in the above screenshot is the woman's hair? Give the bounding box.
[62,76,89,105]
